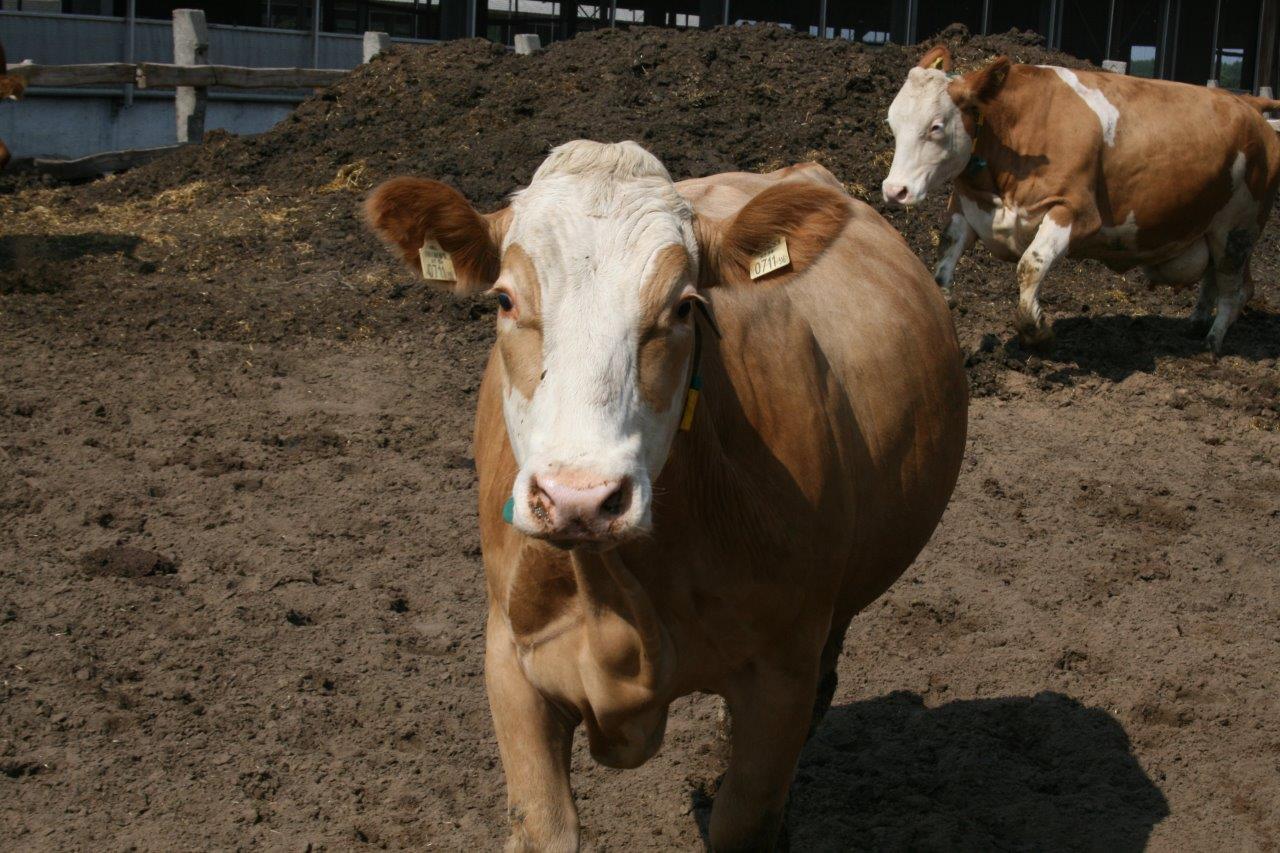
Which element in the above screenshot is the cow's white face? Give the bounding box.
[367,140,853,548]
[883,67,973,206]
[494,142,701,544]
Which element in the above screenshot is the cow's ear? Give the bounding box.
[955,56,1011,107]
[364,177,509,294]
[696,183,851,288]
[917,44,953,73]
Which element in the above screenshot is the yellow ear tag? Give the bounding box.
[931,56,946,70]
[748,237,791,280]
[679,375,702,432]
[418,239,457,283]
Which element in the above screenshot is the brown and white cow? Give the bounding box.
[0,38,26,170]
[883,45,1280,354]
[366,141,967,850]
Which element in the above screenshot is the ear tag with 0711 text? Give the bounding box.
[418,239,457,282]
[749,236,791,280]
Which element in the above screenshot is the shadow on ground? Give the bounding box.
[774,691,1168,851]
[1042,309,1279,380]
[0,233,141,294]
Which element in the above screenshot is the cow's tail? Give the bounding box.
[1237,94,1280,114]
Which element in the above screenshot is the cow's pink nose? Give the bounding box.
[530,472,632,541]
[883,182,910,204]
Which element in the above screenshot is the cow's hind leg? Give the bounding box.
[1190,263,1218,331]
[808,616,851,738]
[1014,208,1073,348]
[1206,226,1256,355]
[710,661,817,851]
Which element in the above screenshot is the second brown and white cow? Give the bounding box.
[883,44,1280,354]
[366,141,967,850]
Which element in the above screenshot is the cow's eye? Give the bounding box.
[496,291,514,312]
[675,299,694,320]
[930,122,945,136]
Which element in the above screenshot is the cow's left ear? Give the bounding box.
[696,183,851,287]
[917,44,953,73]
[953,56,1011,107]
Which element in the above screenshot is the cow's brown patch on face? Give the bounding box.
[637,244,695,413]
[502,243,543,318]
[497,243,544,400]
[638,329,693,414]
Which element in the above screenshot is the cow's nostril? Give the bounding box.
[599,479,631,518]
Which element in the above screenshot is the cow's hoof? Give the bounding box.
[938,284,957,308]
[1017,323,1055,351]
[1204,333,1225,359]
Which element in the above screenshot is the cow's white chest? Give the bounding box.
[959,194,1043,258]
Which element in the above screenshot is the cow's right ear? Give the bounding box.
[364,177,509,294]
[917,44,953,73]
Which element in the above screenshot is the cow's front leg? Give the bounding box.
[1014,208,1073,348]
[709,662,817,851]
[486,614,579,852]
[934,209,977,305]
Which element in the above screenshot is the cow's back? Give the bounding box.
[981,67,1280,258]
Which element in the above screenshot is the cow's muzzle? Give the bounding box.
[525,469,637,547]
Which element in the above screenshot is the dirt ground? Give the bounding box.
[1,24,1278,851]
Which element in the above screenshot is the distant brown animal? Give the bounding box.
[366,140,967,850]
[884,44,1280,354]
[0,38,27,170]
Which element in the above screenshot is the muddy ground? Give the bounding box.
[1,24,1278,851]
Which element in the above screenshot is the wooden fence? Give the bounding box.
[7,11,392,179]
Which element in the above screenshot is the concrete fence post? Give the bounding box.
[173,9,208,144]
[513,34,542,55]
[363,31,391,63]
[1207,79,1220,88]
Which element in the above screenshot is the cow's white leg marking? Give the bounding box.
[1015,212,1072,346]
[1204,152,1259,354]
[934,212,977,303]
[1207,228,1256,355]
[1191,264,1218,328]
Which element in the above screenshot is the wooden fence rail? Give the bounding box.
[4,8,398,178]
[134,63,349,90]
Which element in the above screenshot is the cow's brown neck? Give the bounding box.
[953,79,1019,199]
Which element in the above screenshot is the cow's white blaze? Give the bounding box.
[1042,66,1119,146]
[497,141,700,538]
[883,67,974,205]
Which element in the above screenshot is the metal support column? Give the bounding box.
[1157,0,1172,79]
[124,0,135,107]
[1105,0,1116,59]
[981,0,992,35]
[819,0,827,37]
[311,0,321,67]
